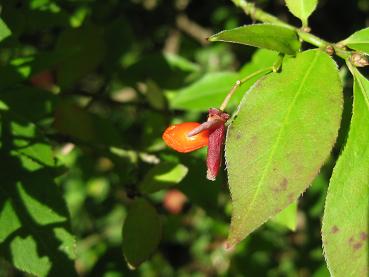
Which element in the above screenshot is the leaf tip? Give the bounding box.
[207,35,217,42]
[126,261,137,270]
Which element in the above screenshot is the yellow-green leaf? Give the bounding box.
[285,0,318,26]
[270,202,298,231]
[0,18,11,42]
[225,50,342,248]
[342,27,369,55]
[322,65,369,277]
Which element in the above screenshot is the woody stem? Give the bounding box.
[230,0,352,59]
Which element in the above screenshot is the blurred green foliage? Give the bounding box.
[0,0,367,276]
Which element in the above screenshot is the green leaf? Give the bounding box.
[285,0,318,26]
[225,49,342,248]
[122,199,162,269]
[0,199,21,243]
[0,18,11,41]
[0,155,76,276]
[322,65,369,277]
[170,72,239,111]
[270,202,298,231]
[139,162,188,194]
[342,27,369,54]
[208,24,300,55]
[10,236,51,276]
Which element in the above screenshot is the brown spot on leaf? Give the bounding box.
[280,178,288,191]
[353,242,363,251]
[250,135,258,145]
[331,225,339,234]
[235,133,242,140]
[271,178,288,193]
[360,232,368,241]
[349,236,354,244]
[287,193,295,203]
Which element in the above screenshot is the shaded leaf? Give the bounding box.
[0,86,57,123]
[139,162,188,194]
[123,53,199,90]
[122,199,162,269]
[209,24,300,55]
[322,65,369,277]
[225,50,342,247]
[54,101,122,146]
[55,25,106,88]
[179,154,222,215]
[0,154,76,276]
[342,27,369,54]
[170,72,239,111]
[285,0,318,26]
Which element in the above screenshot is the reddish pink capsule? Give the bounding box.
[188,108,229,181]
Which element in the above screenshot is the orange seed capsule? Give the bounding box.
[162,122,209,153]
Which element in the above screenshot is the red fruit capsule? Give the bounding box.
[206,109,229,181]
[162,122,209,153]
[187,108,229,181]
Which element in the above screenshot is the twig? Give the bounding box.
[230,0,352,60]
[176,14,212,45]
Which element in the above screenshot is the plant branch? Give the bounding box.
[231,0,290,28]
[230,0,353,59]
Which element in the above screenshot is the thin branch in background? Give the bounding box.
[176,14,212,45]
[163,29,181,54]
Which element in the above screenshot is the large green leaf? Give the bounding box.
[342,27,369,55]
[285,0,318,26]
[322,65,369,277]
[208,24,300,55]
[225,49,342,247]
[170,72,239,111]
[122,198,162,269]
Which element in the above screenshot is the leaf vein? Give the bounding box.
[240,51,320,221]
